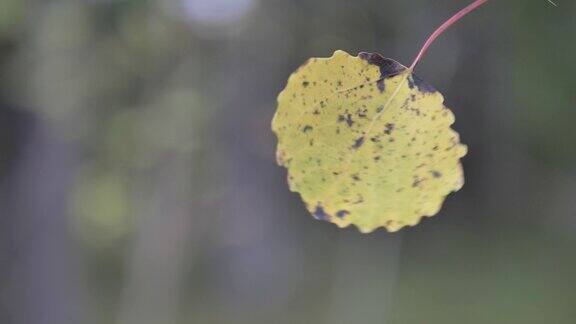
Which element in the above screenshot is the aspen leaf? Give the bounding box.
[272,50,467,233]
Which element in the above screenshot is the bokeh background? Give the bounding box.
[0,0,575,323]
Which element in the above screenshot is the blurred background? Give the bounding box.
[0,0,575,323]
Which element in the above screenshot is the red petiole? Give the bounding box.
[409,0,490,71]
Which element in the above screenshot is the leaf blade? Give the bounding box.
[273,50,466,232]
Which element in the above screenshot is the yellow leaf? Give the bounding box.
[272,50,467,233]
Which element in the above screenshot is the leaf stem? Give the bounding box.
[409,0,490,71]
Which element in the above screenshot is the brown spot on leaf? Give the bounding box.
[412,176,425,187]
[352,195,364,204]
[336,210,350,219]
[358,52,406,92]
[408,75,436,93]
[338,114,354,127]
[313,204,331,221]
[302,125,313,133]
[352,136,365,149]
[431,170,442,178]
[384,123,395,135]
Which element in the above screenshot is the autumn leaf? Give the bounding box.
[272,50,466,232]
